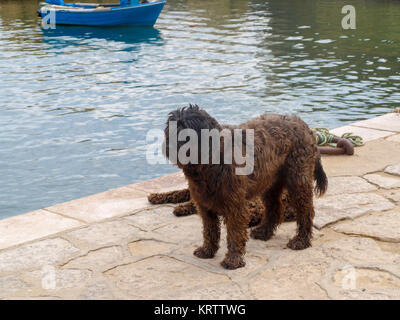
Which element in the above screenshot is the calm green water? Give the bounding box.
[1,0,399,218]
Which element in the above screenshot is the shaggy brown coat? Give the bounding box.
[163,105,327,269]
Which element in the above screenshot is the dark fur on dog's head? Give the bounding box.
[166,104,221,134]
[163,104,221,167]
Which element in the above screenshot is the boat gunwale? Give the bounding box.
[40,0,165,13]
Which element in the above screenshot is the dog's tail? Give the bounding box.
[314,155,328,197]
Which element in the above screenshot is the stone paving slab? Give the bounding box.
[330,125,395,142]
[324,176,377,196]
[0,210,83,250]
[320,237,399,265]
[0,275,33,297]
[363,173,400,189]
[0,238,80,274]
[62,246,126,272]
[123,206,180,232]
[249,262,330,299]
[27,268,92,291]
[64,219,147,250]
[103,256,234,300]
[319,262,400,300]
[129,240,174,259]
[385,163,400,177]
[78,282,117,300]
[333,211,400,243]
[46,187,150,223]
[385,133,400,143]
[313,193,395,229]
[351,112,400,132]
[382,190,400,204]
[321,138,400,177]
[127,171,187,193]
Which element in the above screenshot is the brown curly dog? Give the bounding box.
[148,189,296,226]
[163,105,327,269]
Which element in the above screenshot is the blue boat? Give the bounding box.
[38,0,166,27]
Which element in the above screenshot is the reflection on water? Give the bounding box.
[0,0,400,218]
[42,25,163,48]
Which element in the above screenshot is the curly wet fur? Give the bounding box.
[147,189,191,205]
[163,105,327,269]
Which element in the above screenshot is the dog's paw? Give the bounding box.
[193,246,215,259]
[287,236,311,250]
[220,256,245,270]
[250,227,273,241]
[174,205,195,217]
[147,193,164,204]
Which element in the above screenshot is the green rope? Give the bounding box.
[312,127,364,147]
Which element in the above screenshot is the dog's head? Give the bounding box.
[163,104,221,168]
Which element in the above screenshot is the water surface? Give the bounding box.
[1,0,400,218]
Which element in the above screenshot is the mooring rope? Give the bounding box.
[312,128,364,147]
[312,127,364,155]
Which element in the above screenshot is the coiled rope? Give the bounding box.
[313,128,364,155]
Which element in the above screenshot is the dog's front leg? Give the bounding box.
[221,207,249,270]
[193,207,220,259]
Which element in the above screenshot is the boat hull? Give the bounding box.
[38,1,165,26]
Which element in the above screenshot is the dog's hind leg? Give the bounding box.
[250,180,285,241]
[248,199,264,227]
[286,172,314,250]
[282,190,297,222]
[194,207,220,259]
